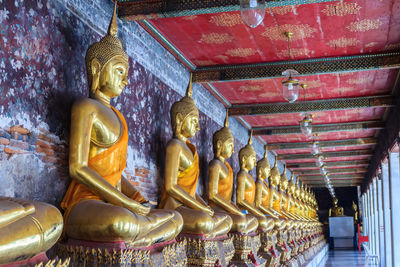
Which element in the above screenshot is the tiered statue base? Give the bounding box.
[0,253,69,267]
[228,232,266,267]
[177,234,234,267]
[258,232,280,267]
[56,239,186,267]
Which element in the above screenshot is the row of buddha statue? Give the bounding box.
[0,3,325,266]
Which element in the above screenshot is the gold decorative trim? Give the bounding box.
[346,77,373,85]
[238,84,263,93]
[193,59,218,66]
[347,19,383,32]
[261,24,317,41]
[35,259,70,267]
[209,13,242,27]
[321,2,361,16]
[328,37,359,48]
[200,33,234,44]
[269,6,294,16]
[226,48,257,58]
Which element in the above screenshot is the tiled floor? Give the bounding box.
[321,249,378,267]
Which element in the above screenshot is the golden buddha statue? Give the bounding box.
[159,76,232,238]
[0,197,63,265]
[278,166,298,221]
[287,174,303,221]
[329,197,344,217]
[267,157,288,221]
[255,146,279,219]
[61,4,183,248]
[353,201,358,223]
[208,111,258,234]
[236,131,274,232]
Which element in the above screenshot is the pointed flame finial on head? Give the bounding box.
[186,73,193,97]
[108,1,118,37]
[264,145,268,158]
[224,109,229,127]
[274,155,278,167]
[248,130,253,145]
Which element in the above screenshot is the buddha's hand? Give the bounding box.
[125,200,150,216]
[204,206,214,217]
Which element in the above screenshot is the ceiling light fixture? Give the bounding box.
[239,0,266,28]
[311,141,320,155]
[300,113,313,137]
[281,32,301,103]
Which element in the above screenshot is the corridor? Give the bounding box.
[322,249,378,267]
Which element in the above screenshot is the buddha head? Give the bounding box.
[170,75,200,139]
[288,173,296,195]
[333,197,338,207]
[213,110,234,160]
[300,183,306,201]
[256,145,270,181]
[86,3,129,99]
[279,165,289,191]
[352,201,357,212]
[269,156,280,188]
[238,131,256,171]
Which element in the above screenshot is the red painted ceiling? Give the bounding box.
[142,0,400,187]
[150,0,400,66]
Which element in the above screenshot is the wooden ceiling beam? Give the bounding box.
[278,149,372,160]
[194,52,400,82]
[287,160,369,169]
[253,121,383,136]
[228,95,393,116]
[117,0,340,21]
[268,138,376,150]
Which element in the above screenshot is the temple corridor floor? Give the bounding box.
[321,248,378,267]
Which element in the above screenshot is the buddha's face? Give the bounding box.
[288,183,295,194]
[181,111,200,138]
[246,153,257,170]
[259,165,270,180]
[333,197,338,205]
[98,56,128,98]
[295,187,300,198]
[221,137,234,159]
[280,179,288,190]
[271,172,280,187]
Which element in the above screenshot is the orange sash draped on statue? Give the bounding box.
[272,189,281,212]
[61,107,144,214]
[159,141,199,210]
[244,176,256,205]
[218,161,233,201]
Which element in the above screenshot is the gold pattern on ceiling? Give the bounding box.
[182,15,198,20]
[200,33,234,44]
[193,59,218,66]
[226,48,257,57]
[276,48,311,58]
[337,87,355,93]
[328,37,359,48]
[321,2,361,16]
[261,24,317,41]
[347,19,383,32]
[365,42,378,48]
[305,80,325,89]
[269,6,294,16]
[216,54,229,61]
[383,43,400,51]
[258,91,281,98]
[209,13,242,27]
[346,77,374,85]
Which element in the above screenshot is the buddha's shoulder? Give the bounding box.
[209,159,225,169]
[166,138,189,151]
[72,98,103,112]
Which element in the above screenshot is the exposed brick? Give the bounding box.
[0,137,10,145]
[134,172,149,178]
[7,125,31,135]
[138,177,147,183]
[38,133,56,144]
[9,140,30,151]
[36,146,53,156]
[4,147,28,155]
[36,139,52,149]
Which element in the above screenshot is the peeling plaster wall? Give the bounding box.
[0,0,289,207]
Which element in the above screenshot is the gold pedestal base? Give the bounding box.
[35,259,71,267]
[177,235,234,267]
[228,233,266,267]
[258,232,279,267]
[56,240,187,267]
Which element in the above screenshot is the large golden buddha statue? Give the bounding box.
[61,4,182,248]
[208,111,258,234]
[267,157,287,220]
[329,197,344,217]
[287,174,303,221]
[0,197,63,265]
[255,146,278,219]
[159,76,232,238]
[279,166,298,221]
[236,131,273,232]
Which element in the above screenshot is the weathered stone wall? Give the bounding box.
[0,0,288,207]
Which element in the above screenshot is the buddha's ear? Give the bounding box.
[90,58,102,93]
[216,140,222,152]
[175,112,183,133]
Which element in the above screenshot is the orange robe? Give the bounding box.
[159,141,199,210]
[261,181,270,207]
[61,107,145,215]
[218,161,233,201]
[244,175,256,205]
